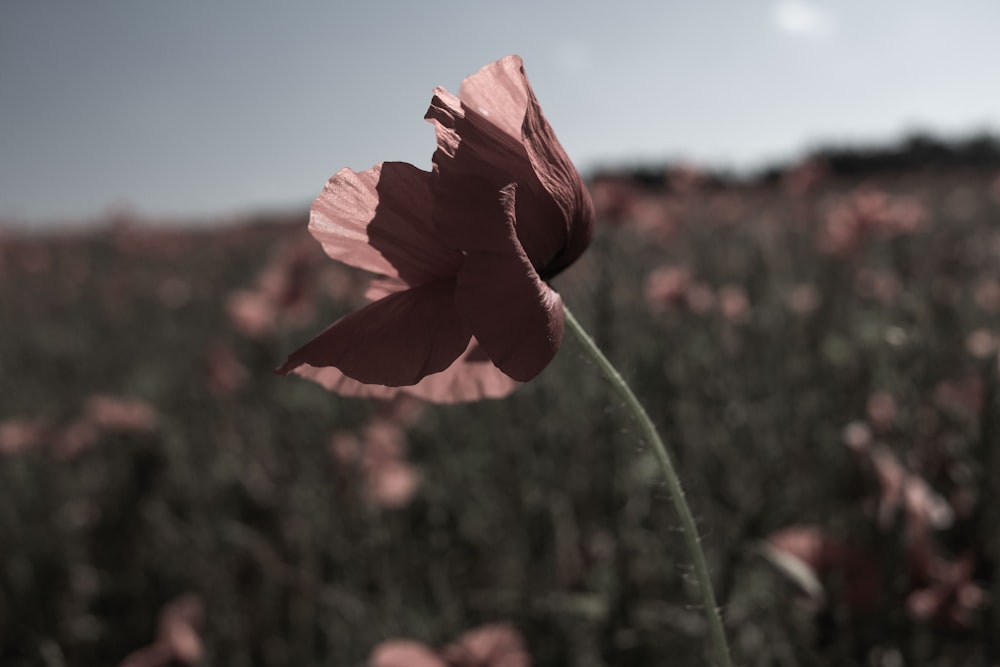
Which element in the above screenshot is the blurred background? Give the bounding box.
[2,2,1000,666]
[2,0,999,225]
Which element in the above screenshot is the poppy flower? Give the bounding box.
[277,55,594,402]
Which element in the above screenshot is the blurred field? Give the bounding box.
[2,136,1000,666]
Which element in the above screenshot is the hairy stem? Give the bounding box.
[563,304,733,667]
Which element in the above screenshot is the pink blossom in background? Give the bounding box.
[331,417,421,509]
[278,55,594,403]
[819,187,927,255]
[835,433,986,626]
[118,594,204,667]
[226,289,276,339]
[588,176,641,223]
[820,201,864,255]
[0,398,156,461]
[765,517,985,628]
[841,420,873,452]
[83,395,158,433]
[379,394,427,428]
[329,431,362,467]
[52,418,101,460]
[865,445,954,531]
[973,278,1000,312]
[762,526,881,613]
[880,195,927,234]
[227,234,322,339]
[50,395,159,460]
[964,328,997,359]
[255,236,320,324]
[366,462,421,509]
[370,640,443,667]
[643,266,691,312]
[643,266,720,316]
[0,418,48,456]
[203,343,250,398]
[907,553,987,628]
[845,438,980,628]
[370,623,531,667]
[591,179,680,240]
[626,194,677,242]
[718,285,751,323]
[762,527,832,606]
[846,189,913,235]
[359,418,421,509]
[441,623,532,667]
[785,283,822,315]
[844,426,955,532]
[899,485,985,628]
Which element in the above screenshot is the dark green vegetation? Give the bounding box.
[2,142,1000,666]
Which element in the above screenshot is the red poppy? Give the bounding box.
[278,55,594,402]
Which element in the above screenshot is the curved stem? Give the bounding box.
[562,304,733,667]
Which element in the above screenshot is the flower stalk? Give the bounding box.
[562,305,733,667]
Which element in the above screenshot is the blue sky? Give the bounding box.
[2,0,998,226]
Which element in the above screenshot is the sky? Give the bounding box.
[1,0,999,227]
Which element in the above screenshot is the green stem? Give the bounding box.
[563,305,733,667]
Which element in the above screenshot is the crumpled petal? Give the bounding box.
[517,74,594,278]
[433,176,562,381]
[277,279,470,386]
[425,75,561,271]
[425,55,592,277]
[310,162,460,286]
[291,338,518,403]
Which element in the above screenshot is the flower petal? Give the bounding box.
[434,176,563,382]
[310,162,460,285]
[455,57,529,144]
[424,55,593,276]
[276,278,470,386]
[425,71,564,271]
[517,70,594,277]
[290,338,518,403]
